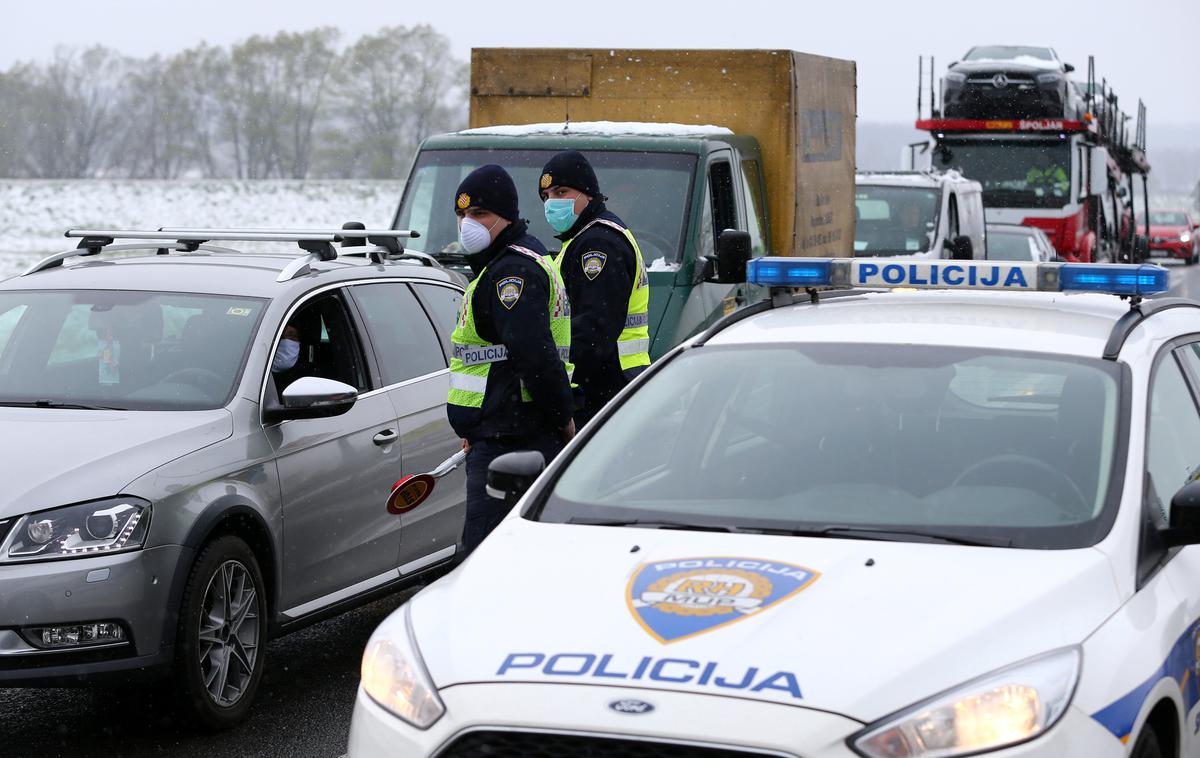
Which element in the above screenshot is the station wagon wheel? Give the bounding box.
[175,535,268,730]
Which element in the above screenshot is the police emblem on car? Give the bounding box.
[582,251,607,280]
[627,557,820,643]
[609,698,655,715]
[497,276,524,309]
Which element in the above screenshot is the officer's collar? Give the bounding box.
[555,196,607,242]
[467,219,528,275]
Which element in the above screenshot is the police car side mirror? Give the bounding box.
[714,229,751,284]
[1163,481,1200,547]
[486,451,546,504]
[267,376,358,422]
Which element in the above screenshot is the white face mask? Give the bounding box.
[458,216,496,254]
[272,338,300,372]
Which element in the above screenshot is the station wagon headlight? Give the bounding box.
[361,604,445,729]
[850,647,1080,757]
[1,498,150,562]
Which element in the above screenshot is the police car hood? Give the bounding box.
[410,519,1121,721]
[0,407,233,516]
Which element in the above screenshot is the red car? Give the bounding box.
[1146,208,1200,264]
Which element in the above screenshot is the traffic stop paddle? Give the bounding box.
[386,450,467,515]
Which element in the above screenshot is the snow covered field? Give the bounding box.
[0,180,405,280]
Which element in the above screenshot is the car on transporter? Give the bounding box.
[351,257,1200,757]
[0,228,467,728]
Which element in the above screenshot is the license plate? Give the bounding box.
[1150,248,1168,257]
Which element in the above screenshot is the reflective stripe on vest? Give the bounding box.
[554,218,651,373]
[447,245,573,409]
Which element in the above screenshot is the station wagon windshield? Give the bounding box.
[540,344,1124,549]
[395,148,697,265]
[0,290,266,411]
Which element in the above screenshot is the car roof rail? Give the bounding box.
[1103,297,1200,360]
[23,227,424,278]
[159,226,426,268]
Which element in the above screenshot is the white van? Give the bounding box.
[855,170,986,260]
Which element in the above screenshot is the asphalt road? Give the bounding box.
[2,257,1197,758]
[0,588,418,758]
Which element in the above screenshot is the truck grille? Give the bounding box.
[436,731,785,758]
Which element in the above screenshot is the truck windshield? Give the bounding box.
[854,185,941,256]
[537,344,1124,550]
[934,140,1071,209]
[0,290,265,411]
[394,149,696,264]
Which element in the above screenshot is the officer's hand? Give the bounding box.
[560,418,576,443]
[461,438,471,453]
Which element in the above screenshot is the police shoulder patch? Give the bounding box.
[496,276,524,309]
[581,250,608,281]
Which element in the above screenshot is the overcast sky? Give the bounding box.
[5,0,1197,131]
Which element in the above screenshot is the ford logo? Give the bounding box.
[609,698,655,715]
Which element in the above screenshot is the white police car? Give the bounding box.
[349,258,1200,758]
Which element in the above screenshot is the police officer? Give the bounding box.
[447,165,575,555]
[539,151,650,426]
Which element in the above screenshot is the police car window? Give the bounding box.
[544,345,1122,550]
[350,283,446,384]
[1146,356,1200,518]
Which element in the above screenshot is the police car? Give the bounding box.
[349,257,1200,758]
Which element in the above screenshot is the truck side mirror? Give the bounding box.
[1163,481,1200,547]
[714,229,751,283]
[948,235,974,260]
[486,451,546,505]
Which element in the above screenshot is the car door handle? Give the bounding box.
[373,429,398,446]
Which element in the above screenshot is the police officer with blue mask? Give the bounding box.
[447,165,576,555]
[540,151,651,427]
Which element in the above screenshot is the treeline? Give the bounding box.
[0,26,467,180]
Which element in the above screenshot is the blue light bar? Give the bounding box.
[745,258,1169,297]
[1057,264,1168,296]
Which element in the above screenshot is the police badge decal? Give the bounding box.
[627,557,820,644]
[581,251,607,280]
[497,276,524,309]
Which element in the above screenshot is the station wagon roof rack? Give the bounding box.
[22,226,427,279]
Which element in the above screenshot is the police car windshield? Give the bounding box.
[0,290,266,411]
[542,344,1124,550]
[394,149,696,265]
[934,140,1071,210]
[854,186,941,256]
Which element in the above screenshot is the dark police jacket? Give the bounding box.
[448,220,573,442]
[554,198,640,408]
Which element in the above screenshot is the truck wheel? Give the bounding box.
[1130,727,1163,758]
[174,535,268,730]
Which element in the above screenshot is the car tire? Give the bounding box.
[174,535,268,730]
[1130,727,1163,758]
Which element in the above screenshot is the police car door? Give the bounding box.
[347,280,465,571]
[266,289,405,619]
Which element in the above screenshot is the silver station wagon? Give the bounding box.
[0,228,466,728]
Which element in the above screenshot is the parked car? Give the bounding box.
[942,45,1082,120]
[1144,208,1200,264]
[986,222,1058,261]
[0,229,467,729]
[855,170,986,259]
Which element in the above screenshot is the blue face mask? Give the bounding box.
[544,198,579,234]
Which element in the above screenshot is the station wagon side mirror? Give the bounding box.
[1063,62,1075,74]
[487,451,546,505]
[948,235,974,260]
[1163,480,1200,547]
[266,376,358,423]
[713,229,751,284]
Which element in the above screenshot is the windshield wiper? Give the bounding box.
[566,516,738,533]
[0,400,127,411]
[772,525,1009,547]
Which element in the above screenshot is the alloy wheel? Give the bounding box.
[197,559,261,707]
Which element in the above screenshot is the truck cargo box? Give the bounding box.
[470,48,856,258]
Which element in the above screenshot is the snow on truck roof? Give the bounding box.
[458,121,734,138]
